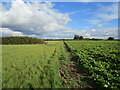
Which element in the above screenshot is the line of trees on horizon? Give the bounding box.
[1,36,45,45]
[73,35,116,40]
[0,35,118,45]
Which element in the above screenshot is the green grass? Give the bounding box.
[2,42,64,88]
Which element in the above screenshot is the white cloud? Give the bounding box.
[89,19,101,25]
[0,28,23,36]
[97,3,118,21]
[87,28,118,39]
[92,29,96,32]
[1,0,71,38]
[88,3,118,25]
[45,27,118,39]
[97,24,103,27]
[70,28,118,39]
[0,0,118,39]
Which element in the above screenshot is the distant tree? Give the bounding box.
[74,35,83,40]
[79,36,83,40]
[108,37,114,40]
[74,35,80,40]
[1,36,45,44]
[84,38,90,40]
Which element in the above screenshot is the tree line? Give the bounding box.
[73,35,115,40]
[1,36,45,45]
[0,35,116,45]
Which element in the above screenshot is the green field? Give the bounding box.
[65,41,120,88]
[2,41,120,88]
[2,41,66,88]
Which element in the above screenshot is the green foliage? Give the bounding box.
[79,36,83,40]
[65,41,120,89]
[108,37,115,40]
[74,35,83,40]
[74,35,79,40]
[1,36,45,44]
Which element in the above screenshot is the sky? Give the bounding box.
[0,0,119,39]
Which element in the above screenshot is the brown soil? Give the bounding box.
[59,41,96,88]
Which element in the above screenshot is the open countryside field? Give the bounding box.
[2,41,66,88]
[2,41,120,88]
[1,0,119,89]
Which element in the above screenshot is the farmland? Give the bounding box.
[65,41,120,88]
[2,41,120,88]
[2,41,66,88]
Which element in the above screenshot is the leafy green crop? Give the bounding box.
[65,41,120,89]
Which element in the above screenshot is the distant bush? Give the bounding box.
[1,36,45,45]
[91,38,102,40]
[74,35,83,40]
[108,37,114,40]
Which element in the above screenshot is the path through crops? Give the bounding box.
[2,41,119,88]
[59,41,96,88]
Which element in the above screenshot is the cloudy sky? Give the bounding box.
[0,0,118,39]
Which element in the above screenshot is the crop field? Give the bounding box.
[2,41,120,88]
[65,41,120,88]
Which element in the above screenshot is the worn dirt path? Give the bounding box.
[59,41,96,88]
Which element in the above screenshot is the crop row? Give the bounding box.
[65,41,120,88]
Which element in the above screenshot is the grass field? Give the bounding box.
[2,41,120,88]
[2,41,66,88]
